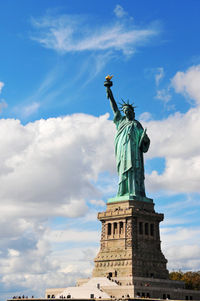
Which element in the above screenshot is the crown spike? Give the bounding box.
[118,99,136,112]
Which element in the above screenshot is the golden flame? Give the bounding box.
[105,75,113,81]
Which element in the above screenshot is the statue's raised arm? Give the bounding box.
[104,75,151,204]
[104,75,119,114]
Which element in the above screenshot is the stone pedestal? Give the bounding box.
[44,197,200,300]
[92,198,168,279]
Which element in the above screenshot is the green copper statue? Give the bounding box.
[104,75,151,202]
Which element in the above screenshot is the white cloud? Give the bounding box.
[145,106,200,193]
[8,249,20,257]
[161,226,200,271]
[172,65,200,105]
[139,111,152,121]
[0,112,114,298]
[155,67,164,85]
[114,5,127,18]
[145,65,200,194]
[155,88,171,103]
[44,229,99,243]
[1,230,97,298]
[130,63,200,274]
[0,113,115,221]
[31,14,159,56]
[74,208,101,223]
[0,112,115,299]
[21,102,40,117]
[0,82,4,94]
[89,199,105,207]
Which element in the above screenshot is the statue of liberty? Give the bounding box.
[104,76,151,202]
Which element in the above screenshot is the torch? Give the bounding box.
[104,75,113,99]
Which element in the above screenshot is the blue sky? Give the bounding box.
[0,0,200,299]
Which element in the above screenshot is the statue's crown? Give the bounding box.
[119,99,136,111]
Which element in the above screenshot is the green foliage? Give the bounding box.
[169,271,200,290]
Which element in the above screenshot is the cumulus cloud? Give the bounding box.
[145,106,200,193]
[0,113,115,221]
[161,226,200,271]
[145,65,200,194]
[0,216,97,299]
[149,63,200,267]
[31,14,159,56]
[172,65,200,105]
[0,113,114,299]
[2,248,93,298]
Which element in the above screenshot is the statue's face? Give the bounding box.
[123,106,135,120]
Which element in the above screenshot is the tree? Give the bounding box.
[169,271,200,290]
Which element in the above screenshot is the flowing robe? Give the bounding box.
[114,111,150,198]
